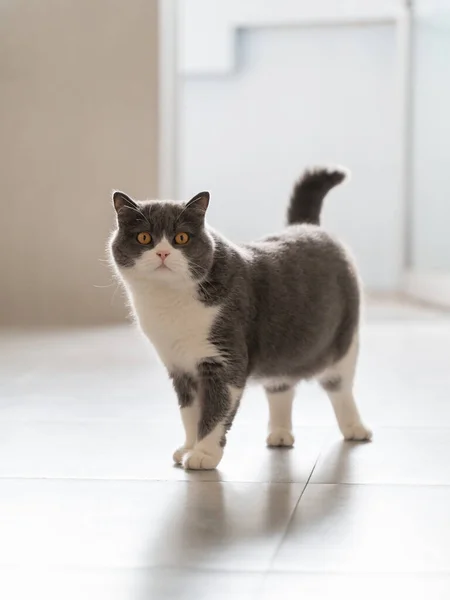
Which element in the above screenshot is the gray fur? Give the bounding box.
[264,383,291,394]
[171,372,197,408]
[196,359,232,440]
[287,166,348,225]
[111,191,213,278]
[110,167,360,449]
[320,375,343,393]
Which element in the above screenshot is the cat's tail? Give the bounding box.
[287,166,350,226]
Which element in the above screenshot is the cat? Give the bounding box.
[109,167,372,470]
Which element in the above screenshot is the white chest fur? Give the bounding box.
[128,281,221,373]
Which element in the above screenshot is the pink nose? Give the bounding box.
[156,250,170,261]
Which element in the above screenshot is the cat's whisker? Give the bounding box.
[93,283,116,289]
[110,282,121,306]
[195,280,214,303]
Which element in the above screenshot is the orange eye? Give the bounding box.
[174,232,190,245]
[136,232,152,245]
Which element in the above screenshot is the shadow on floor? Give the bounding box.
[138,441,361,599]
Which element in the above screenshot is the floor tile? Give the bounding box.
[272,484,450,573]
[0,567,262,600]
[261,573,450,600]
[0,418,326,483]
[0,479,303,571]
[4,320,450,429]
[357,322,450,427]
[2,303,450,597]
[311,428,450,485]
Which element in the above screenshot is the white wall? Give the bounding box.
[0,0,159,326]
[179,23,400,289]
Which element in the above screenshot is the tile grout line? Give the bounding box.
[2,476,450,487]
[0,476,316,484]
[251,445,326,599]
[265,438,326,571]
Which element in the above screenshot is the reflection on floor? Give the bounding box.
[1,300,450,599]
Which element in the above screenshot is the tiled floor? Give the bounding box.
[1,301,450,599]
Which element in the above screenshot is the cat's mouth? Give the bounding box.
[155,264,171,271]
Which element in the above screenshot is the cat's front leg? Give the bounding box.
[183,360,244,471]
[171,373,199,465]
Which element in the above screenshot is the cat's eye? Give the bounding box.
[136,232,152,245]
[174,232,190,245]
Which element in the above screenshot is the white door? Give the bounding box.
[177,3,402,290]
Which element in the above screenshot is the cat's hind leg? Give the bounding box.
[265,382,296,447]
[319,333,372,441]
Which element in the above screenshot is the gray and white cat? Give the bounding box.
[109,167,372,470]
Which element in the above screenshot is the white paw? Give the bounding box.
[342,422,373,441]
[173,446,192,465]
[182,449,222,470]
[266,427,295,448]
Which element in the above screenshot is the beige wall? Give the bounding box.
[0,0,158,326]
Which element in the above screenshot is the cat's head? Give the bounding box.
[110,191,214,284]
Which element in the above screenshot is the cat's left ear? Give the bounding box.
[185,191,210,214]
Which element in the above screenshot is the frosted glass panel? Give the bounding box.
[412,2,450,271]
[180,25,399,289]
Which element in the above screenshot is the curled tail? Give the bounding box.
[287,166,350,226]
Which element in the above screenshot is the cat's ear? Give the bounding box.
[185,191,210,214]
[112,190,138,215]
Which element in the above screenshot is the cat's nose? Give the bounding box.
[156,250,171,261]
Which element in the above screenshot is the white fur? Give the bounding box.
[266,387,295,447]
[320,333,372,441]
[119,239,221,374]
[183,385,243,470]
[173,401,200,464]
[267,428,295,447]
[262,334,372,446]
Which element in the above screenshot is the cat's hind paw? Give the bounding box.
[342,422,373,441]
[183,449,222,470]
[266,428,295,448]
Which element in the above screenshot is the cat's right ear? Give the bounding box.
[185,191,210,214]
[112,191,138,218]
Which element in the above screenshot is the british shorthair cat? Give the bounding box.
[109,167,372,470]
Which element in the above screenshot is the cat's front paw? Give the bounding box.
[173,446,192,465]
[266,428,295,448]
[183,449,222,470]
[342,422,373,441]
